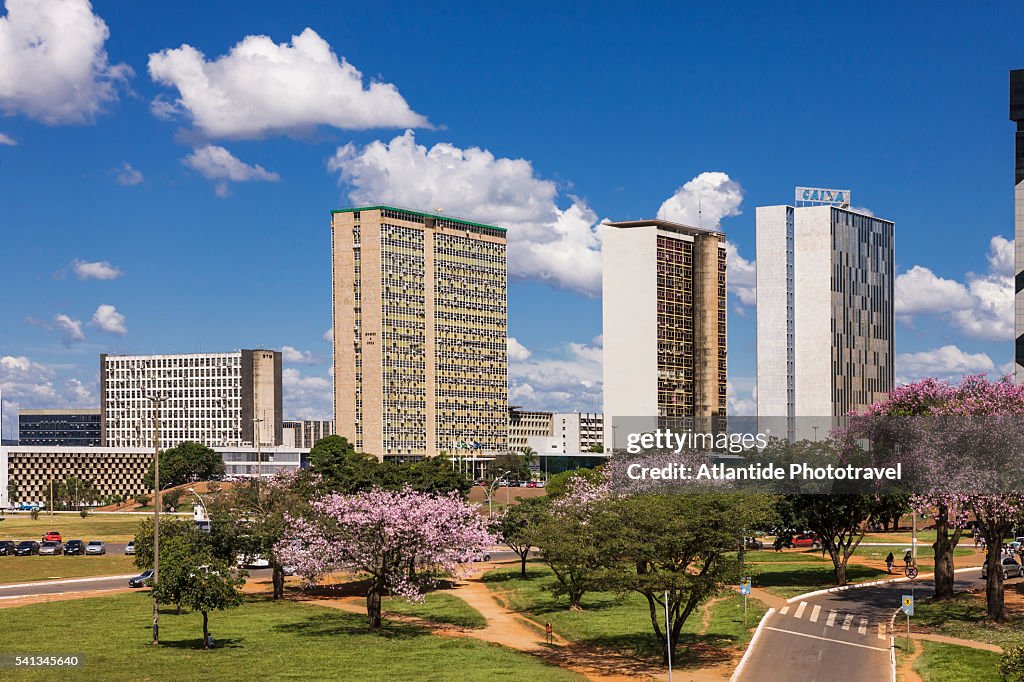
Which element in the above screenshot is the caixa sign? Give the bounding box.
[795,186,851,207]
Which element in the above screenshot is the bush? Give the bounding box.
[79,508,89,518]
[30,508,40,520]
[135,494,150,507]
[1001,644,1024,681]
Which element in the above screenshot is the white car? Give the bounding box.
[85,540,106,555]
[124,541,136,555]
[236,553,270,568]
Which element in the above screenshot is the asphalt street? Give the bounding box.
[735,568,997,682]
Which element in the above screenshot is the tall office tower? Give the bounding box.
[756,188,894,439]
[100,350,283,449]
[19,409,101,447]
[282,419,336,448]
[1012,70,1024,381]
[332,206,508,460]
[602,219,728,450]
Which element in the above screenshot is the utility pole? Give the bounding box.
[254,416,264,494]
[147,393,167,646]
[49,462,54,515]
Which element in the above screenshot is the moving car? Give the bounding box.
[0,541,16,556]
[789,533,821,549]
[982,556,1024,580]
[129,569,154,588]
[472,552,493,562]
[85,540,106,556]
[38,541,63,556]
[42,531,62,542]
[744,537,765,550]
[124,541,136,556]
[14,540,40,556]
[64,540,86,556]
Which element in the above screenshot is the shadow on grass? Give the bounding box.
[159,638,244,650]
[271,610,434,641]
[480,568,550,584]
[752,564,884,588]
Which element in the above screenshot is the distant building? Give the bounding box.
[508,408,553,452]
[100,350,283,449]
[19,409,101,447]
[602,218,728,450]
[282,419,335,448]
[1012,69,1024,382]
[332,206,508,460]
[756,189,894,439]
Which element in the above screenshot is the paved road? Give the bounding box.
[736,568,997,682]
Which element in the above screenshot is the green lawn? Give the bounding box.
[483,563,765,665]
[381,592,487,629]
[0,555,136,584]
[0,514,147,542]
[912,641,1002,682]
[0,592,583,681]
[750,561,888,598]
[912,593,1024,649]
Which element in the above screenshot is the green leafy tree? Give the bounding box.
[545,468,603,498]
[587,443,605,453]
[783,494,875,586]
[491,497,549,577]
[144,442,225,490]
[163,489,184,511]
[307,435,380,492]
[488,453,532,482]
[54,476,98,510]
[132,516,200,571]
[384,456,472,497]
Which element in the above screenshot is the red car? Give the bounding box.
[790,533,821,549]
[527,481,538,488]
[42,531,62,543]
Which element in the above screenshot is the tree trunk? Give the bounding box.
[520,551,528,578]
[202,611,209,649]
[367,587,383,629]
[932,505,956,600]
[985,547,1005,622]
[835,561,847,586]
[272,564,285,600]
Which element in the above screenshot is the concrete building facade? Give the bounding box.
[1012,69,1024,381]
[100,350,283,449]
[332,206,508,460]
[602,219,728,450]
[282,419,335,448]
[508,408,553,452]
[18,409,101,447]
[756,193,894,438]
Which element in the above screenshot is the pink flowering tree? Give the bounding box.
[275,486,495,629]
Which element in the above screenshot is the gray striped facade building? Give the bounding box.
[1012,70,1024,381]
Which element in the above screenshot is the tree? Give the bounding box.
[144,441,224,490]
[488,452,532,482]
[587,443,605,454]
[783,494,874,586]
[276,487,494,629]
[545,467,604,498]
[54,476,98,510]
[383,456,472,498]
[491,497,548,577]
[163,488,183,511]
[307,435,381,493]
[132,516,199,571]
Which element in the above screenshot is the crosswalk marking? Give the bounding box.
[809,604,821,623]
[858,618,868,635]
[842,614,854,631]
[877,623,887,640]
[794,602,807,619]
[826,610,837,627]
[780,606,789,615]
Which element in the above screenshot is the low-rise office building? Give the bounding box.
[18,409,101,447]
[282,419,335,448]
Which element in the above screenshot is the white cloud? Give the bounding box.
[64,377,93,402]
[148,27,427,139]
[52,314,84,344]
[0,355,95,439]
[656,171,744,229]
[987,235,1014,277]
[950,272,1013,340]
[508,336,602,412]
[895,265,973,316]
[895,345,996,384]
[0,0,131,124]
[89,304,126,335]
[71,259,122,280]
[726,242,756,307]
[182,144,279,197]
[507,337,532,362]
[323,328,333,344]
[281,345,320,365]
[727,379,757,416]
[329,130,603,296]
[114,162,143,186]
[282,367,332,420]
[0,132,14,145]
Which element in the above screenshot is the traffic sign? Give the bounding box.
[905,566,919,580]
[740,577,751,595]
[901,594,914,616]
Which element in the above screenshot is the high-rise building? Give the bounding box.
[602,218,728,450]
[100,350,283,449]
[282,419,335,448]
[508,408,553,452]
[18,409,101,447]
[1012,69,1024,381]
[332,206,508,460]
[756,188,894,438]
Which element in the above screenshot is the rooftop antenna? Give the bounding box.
[698,194,703,228]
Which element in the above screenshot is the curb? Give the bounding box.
[783,565,983,604]
[729,606,774,682]
[0,574,137,591]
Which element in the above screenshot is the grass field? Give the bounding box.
[483,563,765,665]
[911,641,1002,682]
[381,592,487,629]
[0,592,583,681]
[0,514,146,542]
[750,561,888,598]
[0,555,137,584]
[912,593,1024,649]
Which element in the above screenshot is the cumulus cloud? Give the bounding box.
[0,355,95,439]
[89,304,126,335]
[895,345,997,384]
[508,335,602,412]
[0,0,131,124]
[71,259,122,280]
[507,337,532,362]
[282,367,332,420]
[895,236,1013,341]
[281,345,320,365]
[148,27,427,139]
[114,162,143,186]
[0,132,15,145]
[727,379,757,416]
[182,144,279,197]
[323,328,333,344]
[49,314,84,344]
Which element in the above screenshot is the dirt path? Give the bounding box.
[897,638,924,682]
[0,588,134,609]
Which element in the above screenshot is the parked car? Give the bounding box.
[124,541,136,556]
[534,480,546,488]
[0,541,16,556]
[527,481,539,488]
[129,569,154,588]
[790,533,821,549]
[472,552,492,562]
[237,554,270,568]
[64,540,86,556]
[518,481,530,488]
[38,541,63,556]
[15,540,41,556]
[744,537,764,550]
[85,540,106,556]
[982,556,1024,580]
[42,531,62,543]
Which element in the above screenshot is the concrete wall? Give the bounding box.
[755,206,791,419]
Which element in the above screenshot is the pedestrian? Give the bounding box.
[885,552,894,574]
[545,622,553,645]
[904,550,913,568]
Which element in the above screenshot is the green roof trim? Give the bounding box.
[331,205,507,232]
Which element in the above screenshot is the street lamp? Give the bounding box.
[146,393,167,646]
[253,416,265,494]
[487,469,510,516]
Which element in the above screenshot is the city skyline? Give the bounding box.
[1,1,1022,439]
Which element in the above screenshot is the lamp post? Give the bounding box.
[146,393,167,646]
[253,416,265,495]
[487,469,510,516]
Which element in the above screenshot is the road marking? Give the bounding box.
[858,618,868,635]
[826,610,837,627]
[877,623,887,640]
[842,614,854,631]
[794,602,807,619]
[779,606,789,615]
[762,626,890,652]
[809,604,820,623]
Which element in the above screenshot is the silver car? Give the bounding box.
[38,541,63,556]
[85,540,106,555]
[981,556,1024,580]
[124,541,136,556]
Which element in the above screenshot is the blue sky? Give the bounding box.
[1,1,1022,437]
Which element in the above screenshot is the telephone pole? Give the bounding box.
[254,416,264,494]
